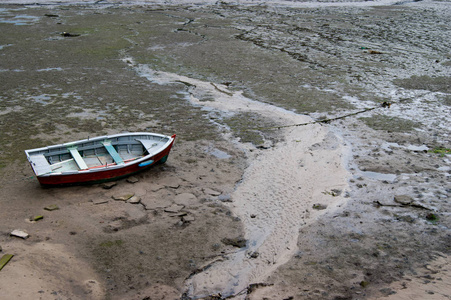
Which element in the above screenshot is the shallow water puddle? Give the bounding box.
[205,146,231,159]
[360,171,397,182]
[131,59,350,298]
[0,8,40,26]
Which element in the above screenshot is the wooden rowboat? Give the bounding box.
[25,132,176,186]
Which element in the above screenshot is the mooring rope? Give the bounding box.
[243,97,411,132]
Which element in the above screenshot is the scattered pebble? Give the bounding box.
[61,32,80,37]
[92,199,109,205]
[32,215,44,221]
[331,189,342,196]
[312,203,328,210]
[44,204,59,211]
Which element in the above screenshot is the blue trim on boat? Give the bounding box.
[139,160,154,167]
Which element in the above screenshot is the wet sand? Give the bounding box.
[0,1,450,299]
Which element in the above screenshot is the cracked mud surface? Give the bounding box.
[0,1,450,299]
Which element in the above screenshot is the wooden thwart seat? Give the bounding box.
[102,140,124,165]
[67,146,88,170]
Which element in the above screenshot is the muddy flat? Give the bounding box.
[0,1,450,299]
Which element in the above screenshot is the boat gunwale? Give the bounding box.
[24,132,170,154]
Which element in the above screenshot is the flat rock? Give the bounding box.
[141,196,172,210]
[164,204,185,213]
[93,199,109,205]
[126,176,139,183]
[203,188,221,196]
[125,204,147,221]
[44,204,59,211]
[168,212,188,217]
[112,193,135,201]
[102,182,117,189]
[127,195,141,204]
[159,177,182,189]
[174,193,198,206]
[10,230,29,239]
[182,215,195,222]
[150,184,165,192]
[133,187,148,197]
[394,195,413,205]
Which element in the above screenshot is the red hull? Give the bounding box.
[36,137,175,186]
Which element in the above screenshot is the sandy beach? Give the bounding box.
[0,0,450,299]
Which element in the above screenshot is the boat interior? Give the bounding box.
[27,134,170,175]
